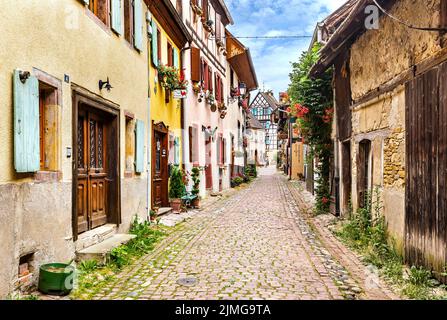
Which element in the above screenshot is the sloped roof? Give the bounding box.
[310,0,394,76]
[246,111,265,130]
[259,92,280,109]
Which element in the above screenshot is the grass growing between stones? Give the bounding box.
[71,218,170,300]
[334,190,447,300]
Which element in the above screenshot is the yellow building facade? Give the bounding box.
[146,1,190,209]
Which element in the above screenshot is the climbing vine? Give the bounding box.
[288,43,333,213]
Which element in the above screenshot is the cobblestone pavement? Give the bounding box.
[90,168,388,300]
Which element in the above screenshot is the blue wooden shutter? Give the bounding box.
[151,20,158,67]
[135,119,145,173]
[13,70,40,173]
[111,0,122,35]
[134,0,143,51]
[173,49,179,70]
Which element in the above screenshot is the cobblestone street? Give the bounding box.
[89,168,395,300]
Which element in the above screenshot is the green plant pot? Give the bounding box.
[38,263,75,296]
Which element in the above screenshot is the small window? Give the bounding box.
[125,115,136,175]
[124,0,134,45]
[157,29,162,64]
[39,82,59,171]
[88,0,109,26]
[167,42,173,66]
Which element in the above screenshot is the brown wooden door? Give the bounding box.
[205,137,213,189]
[152,126,169,208]
[77,108,108,233]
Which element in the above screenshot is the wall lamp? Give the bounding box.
[99,77,113,91]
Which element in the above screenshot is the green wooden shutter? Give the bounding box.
[134,0,143,51]
[13,70,40,173]
[111,0,122,35]
[151,20,158,67]
[135,119,145,173]
[173,49,179,70]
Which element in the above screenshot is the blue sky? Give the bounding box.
[226,0,346,97]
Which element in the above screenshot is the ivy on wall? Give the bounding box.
[288,43,334,213]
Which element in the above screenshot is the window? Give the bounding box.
[38,82,59,172]
[88,0,109,26]
[167,42,173,66]
[157,29,162,64]
[124,0,134,45]
[189,126,199,164]
[125,114,136,175]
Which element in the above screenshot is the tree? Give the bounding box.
[288,43,333,213]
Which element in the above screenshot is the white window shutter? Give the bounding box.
[134,0,143,51]
[111,0,122,35]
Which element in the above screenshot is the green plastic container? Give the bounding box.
[38,263,75,296]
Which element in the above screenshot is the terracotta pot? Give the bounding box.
[192,198,201,209]
[171,199,182,213]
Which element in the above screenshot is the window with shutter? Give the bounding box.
[173,48,180,70]
[125,114,135,174]
[111,0,122,35]
[167,42,173,66]
[208,67,213,93]
[133,0,143,51]
[13,70,40,173]
[135,119,145,173]
[88,0,109,26]
[151,20,159,67]
[124,0,134,45]
[191,47,201,82]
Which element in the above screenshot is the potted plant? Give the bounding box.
[191,167,201,208]
[169,166,185,213]
[157,64,188,92]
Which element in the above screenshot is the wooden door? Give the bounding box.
[77,108,108,233]
[205,137,213,189]
[152,123,169,208]
[357,140,371,209]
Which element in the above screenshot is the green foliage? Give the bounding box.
[335,189,447,300]
[169,166,185,199]
[245,165,257,178]
[7,293,39,300]
[191,167,201,198]
[78,259,98,273]
[288,43,333,213]
[157,64,188,91]
[231,177,244,187]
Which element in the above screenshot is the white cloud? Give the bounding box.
[226,0,347,95]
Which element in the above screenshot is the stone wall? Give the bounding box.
[350,0,442,100]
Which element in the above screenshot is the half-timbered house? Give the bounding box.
[249,91,280,164]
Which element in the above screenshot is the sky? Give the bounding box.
[225,0,347,97]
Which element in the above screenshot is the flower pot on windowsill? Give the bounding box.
[170,198,182,214]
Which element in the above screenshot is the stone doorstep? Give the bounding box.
[76,234,137,265]
[156,207,173,217]
[75,224,118,252]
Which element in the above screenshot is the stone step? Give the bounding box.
[75,224,118,251]
[76,234,136,265]
[156,207,172,217]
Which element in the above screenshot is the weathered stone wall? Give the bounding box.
[349,87,406,252]
[350,0,442,100]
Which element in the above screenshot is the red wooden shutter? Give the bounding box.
[191,47,201,82]
[193,125,199,163]
[220,78,224,103]
[203,0,208,21]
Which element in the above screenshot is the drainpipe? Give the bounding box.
[180,42,191,174]
[147,97,151,221]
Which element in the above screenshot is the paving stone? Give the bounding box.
[74,169,399,300]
